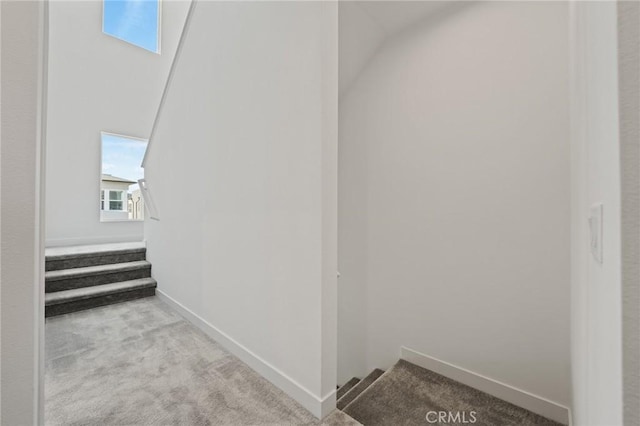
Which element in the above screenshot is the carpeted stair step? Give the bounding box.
[338,377,361,401]
[45,260,152,292]
[45,242,147,271]
[337,369,385,410]
[342,359,563,426]
[45,277,157,317]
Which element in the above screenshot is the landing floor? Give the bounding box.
[45,297,357,425]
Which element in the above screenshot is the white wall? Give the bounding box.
[144,1,338,418]
[570,2,624,425]
[1,1,46,423]
[337,2,385,97]
[45,0,189,247]
[339,0,571,411]
[337,1,454,99]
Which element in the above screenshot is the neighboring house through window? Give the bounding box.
[101,189,126,211]
[100,174,136,221]
[101,132,148,221]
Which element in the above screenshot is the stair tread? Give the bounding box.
[337,368,385,410]
[338,377,361,400]
[45,242,145,260]
[45,277,157,305]
[341,360,564,426]
[46,260,151,281]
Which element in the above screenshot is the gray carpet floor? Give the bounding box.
[342,360,562,426]
[45,297,360,426]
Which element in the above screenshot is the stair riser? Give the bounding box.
[338,378,361,400]
[46,287,155,317]
[45,250,146,271]
[337,369,385,410]
[46,267,151,292]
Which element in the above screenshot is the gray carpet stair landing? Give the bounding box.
[45,242,156,317]
[341,359,563,426]
[337,369,385,410]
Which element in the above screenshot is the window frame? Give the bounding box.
[101,190,126,212]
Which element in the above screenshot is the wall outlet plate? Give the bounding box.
[589,203,603,264]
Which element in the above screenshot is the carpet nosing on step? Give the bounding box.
[45,247,146,261]
[337,377,361,401]
[45,278,157,305]
[45,242,146,257]
[340,368,393,412]
[45,261,152,281]
[336,368,384,410]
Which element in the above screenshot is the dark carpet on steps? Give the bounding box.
[338,377,361,400]
[342,360,563,426]
[337,369,384,410]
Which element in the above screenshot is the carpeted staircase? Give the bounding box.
[337,369,385,410]
[337,360,563,426]
[45,242,157,317]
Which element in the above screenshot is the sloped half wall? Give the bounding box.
[143,1,338,418]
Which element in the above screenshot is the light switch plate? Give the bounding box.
[589,203,603,263]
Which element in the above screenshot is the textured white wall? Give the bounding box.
[45,0,189,247]
[618,2,640,424]
[1,1,46,423]
[338,1,571,407]
[144,1,338,417]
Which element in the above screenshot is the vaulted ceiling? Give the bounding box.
[339,1,450,96]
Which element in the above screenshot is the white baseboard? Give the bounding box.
[156,289,335,419]
[400,347,571,425]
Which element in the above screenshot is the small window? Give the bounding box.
[103,0,160,53]
[109,191,125,211]
[101,190,126,212]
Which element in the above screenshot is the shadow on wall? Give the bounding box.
[338,0,571,415]
[338,1,480,100]
[338,0,481,385]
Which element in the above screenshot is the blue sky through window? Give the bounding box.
[101,133,147,192]
[103,0,159,53]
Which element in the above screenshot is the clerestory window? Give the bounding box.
[103,0,160,53]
